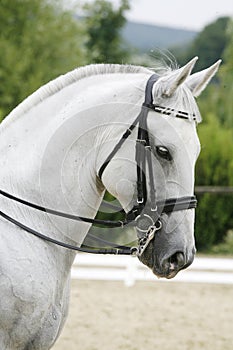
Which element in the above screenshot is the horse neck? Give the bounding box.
[0,72,149,253]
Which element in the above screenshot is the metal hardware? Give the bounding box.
[135,213,155,233]
[137,220,162,256]
[137,198,144,204]
[151,206,158,212]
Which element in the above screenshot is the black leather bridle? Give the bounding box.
[0,74,197,256]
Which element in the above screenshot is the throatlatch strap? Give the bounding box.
[98,116,139,181]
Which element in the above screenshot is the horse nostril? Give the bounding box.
[172,252,185,268]
[162,252,185,272]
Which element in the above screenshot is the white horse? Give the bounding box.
[0,57,220,349]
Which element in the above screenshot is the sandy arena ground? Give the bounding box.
[52,280,233,350]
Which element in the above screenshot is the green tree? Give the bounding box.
[197,19,233,127]
[215,19,233,127]
[82,0,130,63]
[195,114,233,250]
[174,17,231,72]
[0,0,85,120]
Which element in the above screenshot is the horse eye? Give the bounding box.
[156,146,172,161]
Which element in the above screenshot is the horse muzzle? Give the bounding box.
[152,250,195,279]
[138,220,196,279]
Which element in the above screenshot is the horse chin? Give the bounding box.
[139,252,178,279]
[151,265,179,279]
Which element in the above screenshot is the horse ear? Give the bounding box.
[158,57,198,97]
[186,60,222,97]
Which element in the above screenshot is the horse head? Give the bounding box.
[100,57,221,278]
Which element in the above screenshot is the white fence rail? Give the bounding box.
[71,254,233,286]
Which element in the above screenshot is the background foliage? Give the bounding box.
[0,0,232,253]
[0,0,85,120]
[82,0,130,63]
[173,17,231,71]
[195,115,233,250]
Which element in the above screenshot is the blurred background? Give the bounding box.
[0,0,232,255]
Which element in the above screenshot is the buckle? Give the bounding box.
[137,198,144,204]
[150,206,157,212]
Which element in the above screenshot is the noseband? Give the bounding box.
[0,74,197,256]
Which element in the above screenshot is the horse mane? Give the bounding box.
[5,62,201,123]
[6,64,153,121]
